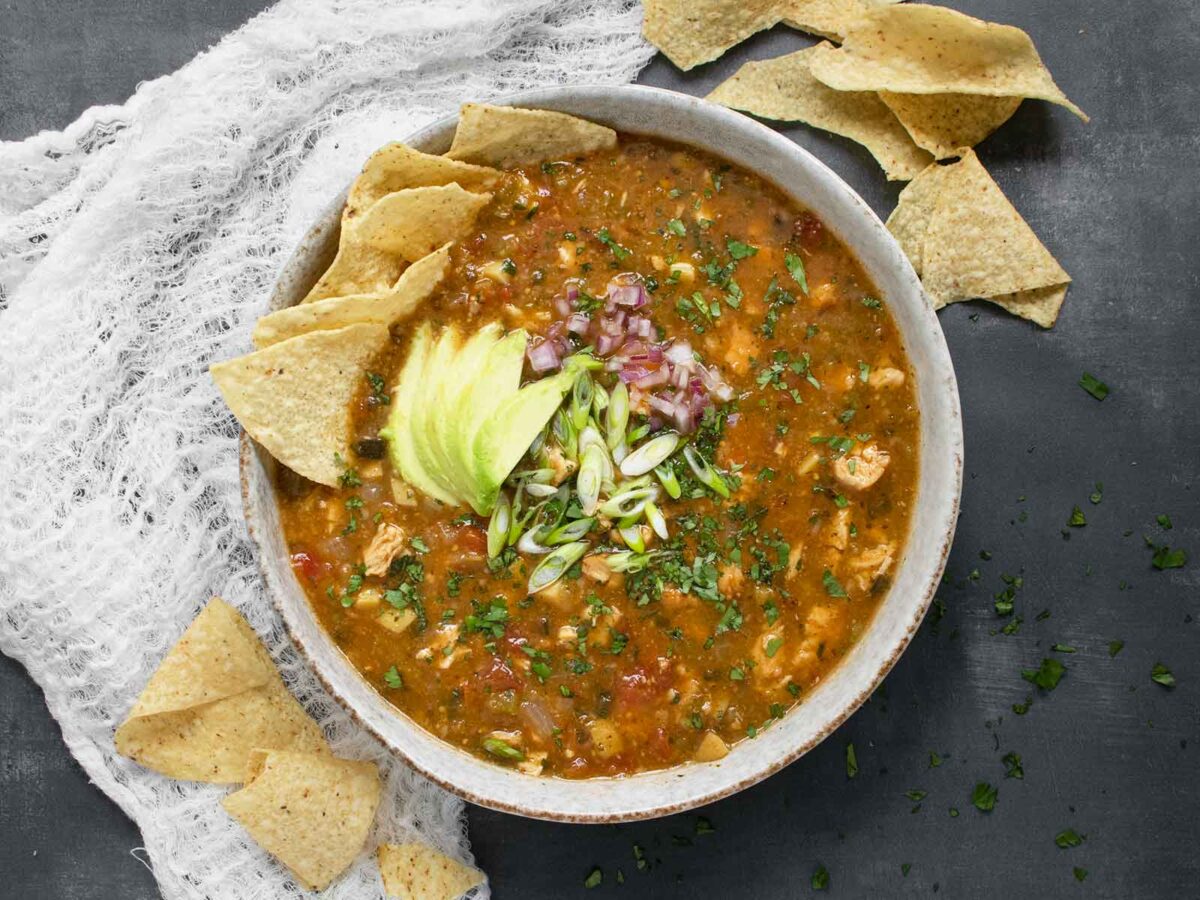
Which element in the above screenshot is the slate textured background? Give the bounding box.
[2,1,1197,897]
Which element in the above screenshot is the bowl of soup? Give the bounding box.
[238,85,962,821]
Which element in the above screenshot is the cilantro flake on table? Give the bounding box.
[1023,657,1066,691]
[1151,662,1176,688]
[1108,639,1125,657]
[1156,513,1173,529]
[1068,506,1087,527]
[1073,866,1088,882]
[971,782,998,812]
[584,866,603,888]
[845,742,858,778]
[811,864,830,890]
[1079,372,1109,400]
[1055,828,1085,849]
[1089,482,1103,504]
[1002,751,1024,779]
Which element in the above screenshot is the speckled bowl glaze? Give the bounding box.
[241,85,963,822]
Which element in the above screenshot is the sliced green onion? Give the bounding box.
[606,382,629,451]
[683,445,730,499]
[483,737,525,761]
[546,516,595,544]
[564,352,603,373]
[592,384,610,418]
[604,551,653,574]
[527,429,546,458]
[645,501,669,540]
[654,463,682,499]
[619,523,646,553]
[598,485,658,519]
[487,491,511,559]
[627,423,651,444]
[511,467,555,485]
[517,526,551,555]
[570,373,594,429]
[525,482,559,498]
[619,431,680,477]
[528,541,589,593]
[577,444,606,516]
[552,409,578,461]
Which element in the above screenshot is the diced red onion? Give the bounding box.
[618,365,651,383]
[664,340,694,365]
[528,339,561,373]
[633,367,671,390]
[553,296,572,318]
[566,313,590,334]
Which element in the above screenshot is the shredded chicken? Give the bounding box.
[363,523,408,576]
[718,564,745,596]
[848,543,896,592]
[581,555,611,584]
[517,751,548,777]
[868,366,906,389]
[545,445,577,485]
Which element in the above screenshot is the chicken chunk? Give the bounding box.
[694,731,730,762]
[721,321,760,375]
[363,523,408,576]
[718,564,745,597]
[517,751,548,777]
[589,720,624,759]
[833,444,890,492]
[582,555,611,584]
[847,543,896,593]
[868,366,906,389]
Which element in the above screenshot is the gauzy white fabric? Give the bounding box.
[0,1,653,897]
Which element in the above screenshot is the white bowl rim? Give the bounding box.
[241,83,963,823]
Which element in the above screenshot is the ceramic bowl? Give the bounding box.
[242,84,962,822]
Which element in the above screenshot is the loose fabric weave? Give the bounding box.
[0,2,653,896]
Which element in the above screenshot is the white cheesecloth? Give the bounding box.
[0,1,654,896]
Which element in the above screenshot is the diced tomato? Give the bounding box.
[793,211,825,253]
[613,666,665,711]
[451,525,488,556]
[479,656,521,692]
[290,551,323,582]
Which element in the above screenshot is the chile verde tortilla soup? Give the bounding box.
[239,109,920,779]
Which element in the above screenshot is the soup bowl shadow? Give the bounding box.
[241,84,963,823]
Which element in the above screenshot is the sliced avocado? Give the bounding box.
[380,323,457,505]
[411,325,463,501]
[454,330,527,513]
[432,322,502,502]
[471,366,577,514]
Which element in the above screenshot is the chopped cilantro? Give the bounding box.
[846,742,858,778]
[1150,543,1187,570]
[784,252,809,294]
[929,751,943,768]
[410,536,430,554]
[1090,482,1103,504]
[695,816,716,836]
[382,666,403,689]
[765,636,783,658]
[726,237,758,259]
[1074,867,1088,882]
[1157,513,1173,529]
[1068,506,1086,527]
[1107,640,1124,657]
[730,666,745,681]
[366,371,391,405]
[666,218,687,237]
[596,227,630,261]
[584,867,603,888]
[822,569,847,598]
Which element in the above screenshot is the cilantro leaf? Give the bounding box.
[822,569,847,598]
[971,782,998,812]
[1151,662,1176,688]
[784,252,809,294]
[1022,658,1066,691]
[1055,828,1084,849]
[726,237,758,260]
[1079,372,1109,400]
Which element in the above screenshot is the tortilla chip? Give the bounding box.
[985,282,1069,329]
[302,238,405,305]
[708,46,932,180]
[222,751,381,892]
[781,0,901,41]
[345,144,500,225]
[643,0,781,71]
[125,598,272,719]
[885,161,954,274]
[888,151,1070,327]
[115,598,327,783]
[445,103,617,168]
[211,322,390,486]
[379,843,485,900]
[253,244,451,348]
[356,184,491,260]
[879,92,1022,159]
[808,6,1087,120]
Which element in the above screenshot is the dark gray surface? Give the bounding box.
[2,1,1197,897]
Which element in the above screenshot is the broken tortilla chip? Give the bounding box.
[345,144,500,225]
[781,0,901,42]
[222,750,381,892]
[808,6,1087,120]
[879,92,1022,159]
[115,598,327,783]
[378,843,485,900]
[445,103,617,168]
[887,150,1070,327]
[355,184,491,260]
[643,0,780,71]
[708,45,932,180]
[211,322,390,486]
[253,244,450,348]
